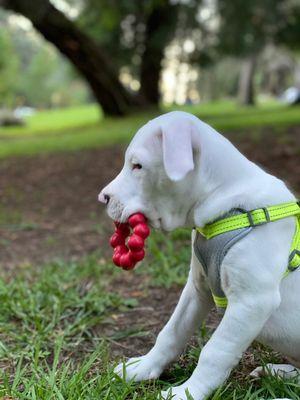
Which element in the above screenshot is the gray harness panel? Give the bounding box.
[193,210,253,301]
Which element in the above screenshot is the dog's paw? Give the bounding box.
[114,355,163,382]
[160,381,204,400]
[250,363,299,379]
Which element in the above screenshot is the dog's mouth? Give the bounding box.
[105,198,161,230]
[117,208,161,230]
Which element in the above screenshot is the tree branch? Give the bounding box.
[0,0,137,115]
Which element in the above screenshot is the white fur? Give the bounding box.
[99,111,299,400]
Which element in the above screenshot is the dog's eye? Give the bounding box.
[132,163,142,170]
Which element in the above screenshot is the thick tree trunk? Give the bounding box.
[139,49,162,105]
[139,2,178,105]
[238,54,257,105]
[0,0,137,115]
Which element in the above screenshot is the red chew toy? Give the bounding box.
[110,213,150,270]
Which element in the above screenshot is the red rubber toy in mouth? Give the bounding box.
[110,213,150,270]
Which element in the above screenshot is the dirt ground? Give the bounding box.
[0,125,299,364]
[0,146,121,269]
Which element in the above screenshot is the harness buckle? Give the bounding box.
[246,207,270,227]
[246,211,255,227]
[288,249,300,272]
[262,207,271,222]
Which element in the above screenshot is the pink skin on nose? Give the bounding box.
[98,191,106,203]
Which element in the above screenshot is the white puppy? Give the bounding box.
[99,111,300,400]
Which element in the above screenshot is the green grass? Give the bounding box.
[0,100,300,159]
[0,104,101,137]
[0,237,299,399]
[145,229,191,287]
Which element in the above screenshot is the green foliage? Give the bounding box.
[19,49,75,108]
[19,47,91,108]
[20,48,59,107]
[74,0,181,74]
[217,0,300,56]
[0,10,91,109]
[0,28,19,107]
[198,58,240,100]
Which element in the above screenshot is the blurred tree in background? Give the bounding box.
[0,25,19,106]
[0,0,200,114]
[0,0,299,114]
[76,0,180,105]
[0,0,138,115]
[0,8,91,109]
[217,0,300,105]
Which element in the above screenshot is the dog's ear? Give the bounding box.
[160,118,195,181]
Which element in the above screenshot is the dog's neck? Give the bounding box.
[186,122,294,228]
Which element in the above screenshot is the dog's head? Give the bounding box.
[99,112,201,231]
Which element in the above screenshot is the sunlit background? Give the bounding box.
[1,0,300,114]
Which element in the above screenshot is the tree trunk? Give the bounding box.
[238,54,257,105]
[139,2,178,105]
[0,0,137,115]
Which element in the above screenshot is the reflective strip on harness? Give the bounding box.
[212,294,228,308]
[288,216,300,271]
[196,201,300,309]
[197,201,300,240]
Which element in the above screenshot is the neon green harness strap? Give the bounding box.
[196,201,300,309]
[212,294,229,308]
[288,215,300,272]
[197,201,300,239]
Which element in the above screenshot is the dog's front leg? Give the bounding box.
[161,287,281,400]
[114,264,213,382]
[161,222,292,400]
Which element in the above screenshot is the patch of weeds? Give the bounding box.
[0,326,167,399]
[0,254,132,364]
[0,339,168,399]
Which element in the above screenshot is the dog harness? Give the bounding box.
[194,201,300,310]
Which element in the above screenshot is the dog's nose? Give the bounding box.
[98,191,110,204]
